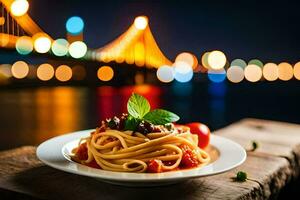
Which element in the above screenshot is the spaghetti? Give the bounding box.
[72,124,210,173]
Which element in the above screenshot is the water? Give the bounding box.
[1,81,300,150]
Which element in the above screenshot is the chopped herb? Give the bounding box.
[251,141,259,151]
[236,171,247,182]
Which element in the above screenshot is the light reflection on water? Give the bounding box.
[0,85,163,150]
[2,82,300,150]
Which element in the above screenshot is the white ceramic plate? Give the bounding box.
[37,130,246,186]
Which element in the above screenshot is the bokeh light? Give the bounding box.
[249,59,263,68]
[66,16,84,35]
[156,65,174,83]
[208,69,226,83]
[263,63,278,81]
[0,64,12,78]
[201,52,211,69]
[51,38,69,56]
[174,61,193,83]
[97,66,114,81]
[231,59,247,68]
[69,41,87,58]
[175,52,198,69]
[34,36,51,53]
[37,63,54,81]
[134,16,148,30]
[0,17,5,25]
[207,50,227,70]
[10,0,29,17]
[244,64,262,82]
[55,65,72,82]
[72,65,86,80]
[293,62,300,80]
[226,65,244,83]
[278,62,293,81]
[11,61,29,79]
[15,36,33,55]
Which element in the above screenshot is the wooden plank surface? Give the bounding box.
[0,118,300,200]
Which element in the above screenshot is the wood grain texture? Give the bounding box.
[0,118,300,200]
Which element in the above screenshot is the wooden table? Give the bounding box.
[1,118,300,200]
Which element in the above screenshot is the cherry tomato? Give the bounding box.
[180,145,199,168]
[186,122,210,149]
[147,159,163,173]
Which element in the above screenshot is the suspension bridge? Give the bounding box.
[0,0,172,69]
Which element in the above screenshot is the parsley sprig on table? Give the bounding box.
[124,93,179,131]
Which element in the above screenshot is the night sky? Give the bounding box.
[28,0,300,63]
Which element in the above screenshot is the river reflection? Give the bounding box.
[0,85,163,150]
[1,82,300,150]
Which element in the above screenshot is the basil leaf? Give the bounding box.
[124,115,140,131]
[127,93,150,119]
[144,109,180,125]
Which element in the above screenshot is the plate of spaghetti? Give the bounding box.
[37,93,246,186]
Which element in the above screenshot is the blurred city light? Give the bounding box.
[10,0,29,17]
[175,52,198,69]
[51,39,69,56]
[0,17,4,25]
[263,63,278,81]
[278,62,293,81]
[97,66,114,81]
[16,36,33,55]
[11,61,29,79]
[134,42,145,66]
[207,50,227,70]
[201,52,211,69]
[293,62,300,80]
[37,63,54,81]
[226,65,244,83]
[248,59,264,68]
[55,65,72,82]
[244,64,262,82]
[34,36,51,53]
[156,65,174,83]
[69,41,87,58]
[208,69,226,83]
[231,59,247,68]
[134,16,148,30]
[0,64,12,78]
[66,16,84,35]
[174,61,193,83]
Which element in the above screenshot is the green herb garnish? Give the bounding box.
[127,93,150,119]
[144,109,179,125]
[125,93,179,131]
[251,141,259,151]
[236,171,247,182]
[124,114,140,131]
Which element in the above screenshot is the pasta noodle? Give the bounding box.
[72,125,210,173]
